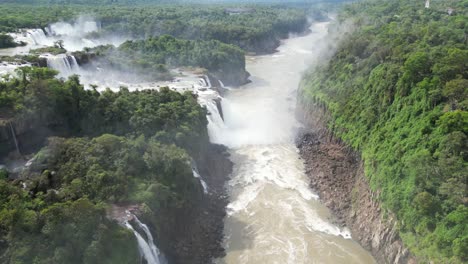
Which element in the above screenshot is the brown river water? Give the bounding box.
[210,22,376,264]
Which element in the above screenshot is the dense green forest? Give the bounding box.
[0,68,208,263]
[85,35,247,84]
[300,0,467,262]
[0,4,311,53]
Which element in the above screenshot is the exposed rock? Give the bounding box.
[154,142,232,264]
[296,101,417,264]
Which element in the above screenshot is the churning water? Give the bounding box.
[213,22,376,264]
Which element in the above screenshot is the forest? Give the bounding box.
[0,4,312,54]
[85,35,247,85]
[0,67,209,263]
[0,1,319,262]
[300,0,467,262]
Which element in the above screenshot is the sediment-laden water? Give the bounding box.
[212,22,376,264]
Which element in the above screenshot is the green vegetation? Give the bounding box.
[91,35,247,84]
[30,46,67,55]
[0,67,208,263]
[0,34,23,49]
[0,4,309,53]
[300,0,467,262]
[1,67,207,150]
[0,1,327,262]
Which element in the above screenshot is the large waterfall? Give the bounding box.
[194,75,228,143]
[204,99,227,143]
[124,214,166,264]
[28,29,53,46]
[44,54,80,78]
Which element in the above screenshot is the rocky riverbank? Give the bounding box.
[296,102,417,264]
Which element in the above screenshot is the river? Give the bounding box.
[211,22,376,264]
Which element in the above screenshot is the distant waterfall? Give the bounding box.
[8,122,21,155]
[124,214,166,264]
[28,29,51,46]
[47,20,99,37]
[45,54,80,78]
[191,160,208,193]
[204,75,212,88]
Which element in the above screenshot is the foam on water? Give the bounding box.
[218,22,375,264]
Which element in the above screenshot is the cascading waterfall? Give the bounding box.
[21,18,124,53]
[124,213,165,264]
[8,122,20,155]
[191,160,208,193]
[28,29,52,46]
[194,76,227,143]
[45,54,80,78]
[204,99,227,143]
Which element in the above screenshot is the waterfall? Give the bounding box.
[191,160,208,193]
[28,29,50,45]
[204,99,227,143]
[204,75,212,89]
[124,214,165,264]
[218,80,225,88]
[44,27,52,36]
[29,28,54,46]
[48,20,99,37]
[199,78,207,87]
[8,122,20,155]
[45,54,80,78]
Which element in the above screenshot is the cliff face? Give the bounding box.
[296,101,417,264]
[0,118,57,158]
[152,143,232,264]
[212,69,250,87]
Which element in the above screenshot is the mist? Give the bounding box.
[207,18,351,148]
[32,16,128,52]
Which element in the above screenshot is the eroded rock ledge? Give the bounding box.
[296,102,417,264]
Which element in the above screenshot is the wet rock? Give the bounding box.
[156,143,232,264]
[296,102,417,264]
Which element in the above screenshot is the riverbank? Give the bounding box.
[296,102,417,264]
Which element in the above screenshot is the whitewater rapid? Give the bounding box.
[213,22,376,263]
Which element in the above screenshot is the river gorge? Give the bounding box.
[0,20,378,264]
[210,22,376,264]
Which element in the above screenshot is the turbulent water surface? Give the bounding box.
[212,22,376,264]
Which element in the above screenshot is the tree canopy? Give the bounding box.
[0,68,208,263]
[300,0,467,262]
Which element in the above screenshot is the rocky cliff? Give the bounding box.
[151,143,232,264]
[296,101,417,264]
